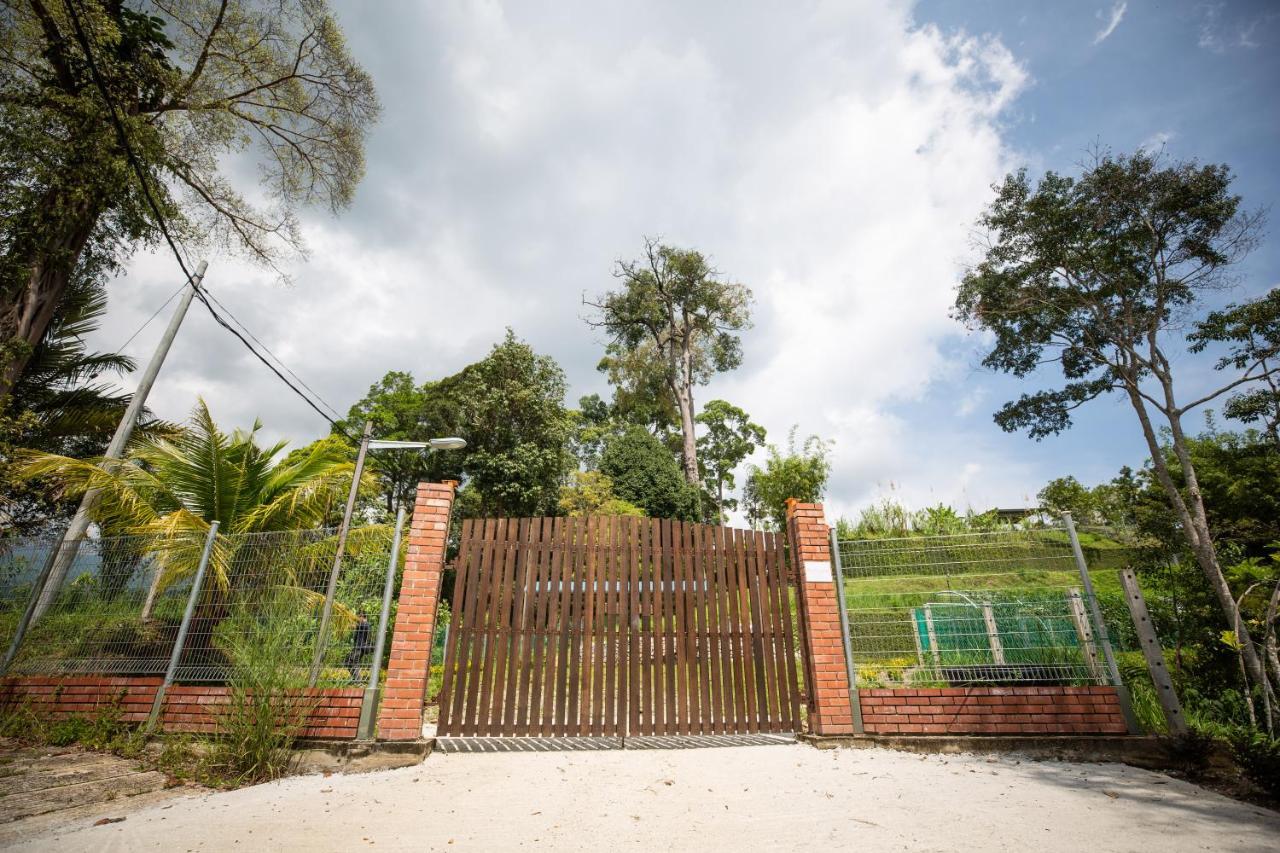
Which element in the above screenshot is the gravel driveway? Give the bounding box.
[8,744,1278,852]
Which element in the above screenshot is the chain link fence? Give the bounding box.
[0,526,397,688]
[835,527,1138,689]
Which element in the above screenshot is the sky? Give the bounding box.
[86,0,1280,524]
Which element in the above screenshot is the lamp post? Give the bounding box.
[308,423,466,685]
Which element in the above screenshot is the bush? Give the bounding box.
[207,594,319,786]
[1226,727,1280,796]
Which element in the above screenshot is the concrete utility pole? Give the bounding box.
[31,261,208,621]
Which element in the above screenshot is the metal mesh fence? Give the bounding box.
[836,528,1132,689]
[0,526,395,687]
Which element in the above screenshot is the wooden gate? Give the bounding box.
[435,516,803,738]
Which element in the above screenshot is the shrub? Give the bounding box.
[1225,727,1280,796]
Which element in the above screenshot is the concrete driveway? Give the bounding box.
[7,744,1278,852]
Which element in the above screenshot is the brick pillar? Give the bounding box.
[786,499,857,736]
[377,481,456,740]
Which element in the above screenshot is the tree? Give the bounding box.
[586,238,752,493]
[0,1,379,402]
[19,397,355,603]
[447,330,573,517]
[599,425,700,521]
[742,428,831,532]
[954,148,1277,700]
[557,470,644,518]
[1037,476,1099,524]
[1190,290,1280,445]
[695,399,765,522]
[336,371,461,516]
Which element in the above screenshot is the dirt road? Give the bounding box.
[9,744,1277,852]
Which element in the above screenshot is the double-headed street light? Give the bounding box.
[309,421,466,685]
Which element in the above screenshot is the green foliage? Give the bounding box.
[1,1,380,394]
[696,400,765,522]
[955,148,1267,440]
[208,593,318,785]
[743,428,831,532]
[588,238,753,486]
[20,398,355,592]
[448,330,573,517]
[1189,289,1280,444]
[558,470,645,518]
[1225,727,1280,796]
[599,426,700,521]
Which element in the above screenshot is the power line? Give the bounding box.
[109,281,187,356]
[61,0,354,443]
[199,288,344,421]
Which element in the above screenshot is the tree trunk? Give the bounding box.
[0,187,104,404]
[1124,383,1274,697]
[675,345,699,488]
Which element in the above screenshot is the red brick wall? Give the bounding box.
[860,686,1128,735]
[1,676,364,739]
[377,481,456,740]
[786,500,856,736]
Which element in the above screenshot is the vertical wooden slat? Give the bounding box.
[628,516,642,737]
[463,514,496,732]
[774,532,803,730]
[733,528,760,733]
[641,518,657,735]
[682,520,703,735]
[715,525,738,732]
[746,530,775,731]
[497,518,528,735]
[653,518,669,734]
[560,518,581,735]
[513,518,542,735]
[482,516,515,736]
[576,517,595,736]
[605,516,623,737]
[700,523,723,733]
[525,518,550,736]
[434,518,473,735]
[535,518,562,736]
[459,518,496,735]
[757,529,784,732]
[670,519,689,733]
[554,517,574,737]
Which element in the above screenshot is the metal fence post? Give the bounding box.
[828,528,864,734]
[145,522,218,734]
[1062,512,1140,734]
[357,508,406,740]
[1119,567,1188,734]
[0,534,67,676]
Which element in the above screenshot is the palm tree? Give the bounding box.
[20,399,366,613]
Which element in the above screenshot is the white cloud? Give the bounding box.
[90,0,1034,519]
[1093,2,1128,45]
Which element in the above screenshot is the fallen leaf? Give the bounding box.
[1102,790,1120,799]
[93,817,126,826]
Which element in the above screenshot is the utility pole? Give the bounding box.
[31,261,209,621]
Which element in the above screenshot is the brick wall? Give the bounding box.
[377,481,456,740]
[0,676,365,739]
[859,686,1128,735]
[785,500,856,736]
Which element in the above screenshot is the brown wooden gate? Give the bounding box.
[435,516,803,738]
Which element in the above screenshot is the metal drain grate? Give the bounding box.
[435,733,797,753]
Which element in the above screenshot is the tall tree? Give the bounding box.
[695,399,765,522]
[742,428,830,532]
[0,1,379,402]
[599,425,700,521]
[447,330,573,517]
[586,239,752,494]
[336,371,460,516]
[1189,290,1280,445]
[954,148,1277,700]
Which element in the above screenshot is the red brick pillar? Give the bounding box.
[786,499,857,736]
[377,481,456,740]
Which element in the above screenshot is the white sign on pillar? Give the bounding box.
[804,560,833,582]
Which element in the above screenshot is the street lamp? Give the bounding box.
[309,421,466,685]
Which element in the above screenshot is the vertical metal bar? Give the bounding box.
[145,522,219,734]
[1063,512,1139,733]
[310,419,374,685]
[0,534,67,675]
[357,508,406,740]
[1119,567,1188,734]
[828,528,863,734]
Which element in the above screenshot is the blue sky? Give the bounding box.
[892,0,1280,508]
[90,1,1280,522]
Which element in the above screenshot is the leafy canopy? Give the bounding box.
[742,428,831,532]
